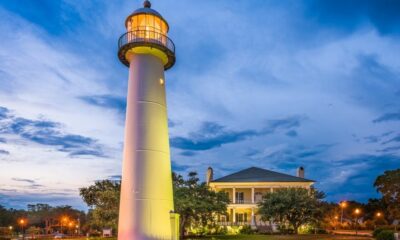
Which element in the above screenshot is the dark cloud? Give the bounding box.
[0,149,9,155]
[171,116,304,151]
[0,107,8,119]
[373,112,400,123]
[170,122,257,151]
[378,145,400,153]
[305,0,400,35]
[382,134,400,145]
[286,130,298,137]
[180,151,196,157]
[79,95,126,114]
[0,192,84,210]
[172,161,192,172]
[12,178,35,184]
[0,106,106,158]
[0,137,7,143]
[322,154,400,202]
[11,178,44,189]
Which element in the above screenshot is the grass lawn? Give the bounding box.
[187,234,373,240]
[62,235,373,240]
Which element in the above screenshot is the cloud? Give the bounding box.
[170,122,257,151]
[373,112,400,123]
[286,130,298,137]
[12,178,35,184]
[378,145,400,153]
[172,161,192,172]
[304,0,400,35]
[171,116,304,152]
[180,151,197,157]
[79,95,126,114]
[382,134,400,145]
[0,149,9,155]
[0,106,106,158]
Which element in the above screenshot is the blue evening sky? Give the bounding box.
[0,0,399,210]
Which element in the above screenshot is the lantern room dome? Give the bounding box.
[124,2,169,31]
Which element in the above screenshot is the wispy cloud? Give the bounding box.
[171,116,304,153]
[0,106,107,158]
[373,112,400,123]
[79,95,126,115]
[0,149,9,155]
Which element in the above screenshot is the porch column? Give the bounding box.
[270,187,274,193]
[232,208,236,223]
[232,187,236,204]
[251,187,255,204]
[251,208,255,226]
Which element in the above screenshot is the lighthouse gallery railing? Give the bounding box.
[118,30,175,54]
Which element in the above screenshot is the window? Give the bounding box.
[235,192,244,204]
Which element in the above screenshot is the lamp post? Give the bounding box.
[375,212,383,229]
[8,226,13,236]
[354,208,361,236]
[61,217,68,234]
[340,201,347,225]
[18,219,26,240]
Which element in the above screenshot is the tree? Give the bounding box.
[173,172,229,237]
[258,188,325,234]
[374,169,400,221]
[80,180,120,232]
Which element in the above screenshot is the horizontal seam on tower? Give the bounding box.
[136,149,169,154]
[137,100,166,108]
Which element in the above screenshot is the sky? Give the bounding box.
[0,0,399,210]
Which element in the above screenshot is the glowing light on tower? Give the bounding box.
[117,0,177,239]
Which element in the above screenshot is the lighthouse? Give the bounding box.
[117,1,177,239]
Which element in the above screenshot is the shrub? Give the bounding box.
[239,225,256,234]
[374,227,395,237]
[376,230,395,240]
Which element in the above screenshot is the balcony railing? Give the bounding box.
[217,222,251,226]
[230,200,257,204]
[117,30,175,69]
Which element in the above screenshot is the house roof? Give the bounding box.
[211,167,315,183]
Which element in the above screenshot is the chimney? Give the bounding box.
[206,167,213,185]
[297,166,305,178]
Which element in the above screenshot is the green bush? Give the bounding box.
[374,227,394,237]
[376,230,395,240]
[239,225,256,234]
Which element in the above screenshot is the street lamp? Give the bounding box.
[340,201,347,225]
[8,226,13,236]
[375,212,383,229]
[354,208,361,236]
[61,216,68,234]
[18,219,27,240]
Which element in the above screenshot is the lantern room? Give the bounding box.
[125,0,168,35]
[118,0,175,70]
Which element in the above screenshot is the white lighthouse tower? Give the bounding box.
[117,1,177,239]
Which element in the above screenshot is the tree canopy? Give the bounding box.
[258,188,325,233]
[374,168,400,220]
[173,172,230,237]
[79,180,120,232]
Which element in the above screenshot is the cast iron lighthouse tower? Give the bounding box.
[117,1,177,239]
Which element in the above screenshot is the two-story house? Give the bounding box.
[207,166,314,227]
